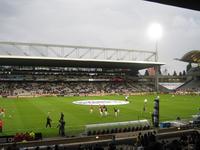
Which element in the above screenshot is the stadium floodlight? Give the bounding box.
[147,23,162,41]
[147,22,163,61]
[147,22,163,92]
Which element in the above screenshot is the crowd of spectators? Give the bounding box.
[13,131,35,142]
[7,131,199,150]
[0,81,154,97]
[133,131,200,150]
[0,69,157,97]
[76,131,200,150]
[175,88,200,95]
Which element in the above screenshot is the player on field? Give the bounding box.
[104,106,108,116]
[57,121,61,135]
[0,108,5,118]
[99,106,103,117]
[117,108,120,116]
[143,105,146,112]
[114,108,118,117]
[125,95,129,101]
[144,99,147,104]
[2,108,5,118]
[90,105,93,114]
[46,116,52,128]
[143,99,147,112]
[60,119,66,136]
[60,112,64,122]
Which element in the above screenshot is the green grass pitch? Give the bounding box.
[0,94,200,137]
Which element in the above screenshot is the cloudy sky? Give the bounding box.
[0,0,200,74]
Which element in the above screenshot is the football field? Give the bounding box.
[0,94,200,137]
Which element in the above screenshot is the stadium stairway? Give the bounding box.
[177,78,200,90]
[158,84,172,93]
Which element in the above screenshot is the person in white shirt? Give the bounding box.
[125,95,129,101]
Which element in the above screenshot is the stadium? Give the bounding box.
[1,1,200,150]
[0,41,199,149]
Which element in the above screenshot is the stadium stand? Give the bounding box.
[1,128,200,150]
[0,81,154,97]
[176,50,200,94]
[0,66,155,97]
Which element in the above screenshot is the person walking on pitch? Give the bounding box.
[46,116,52,128]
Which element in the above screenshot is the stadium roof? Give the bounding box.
[177,50,200,63]
[145,0,200,11]
[0,55,164,70]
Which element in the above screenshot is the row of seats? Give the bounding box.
[87,125,151,136]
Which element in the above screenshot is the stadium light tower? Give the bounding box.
[148,23,162,61]
[147,23,163,92]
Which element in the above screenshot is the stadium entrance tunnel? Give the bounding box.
[72,100,129,106]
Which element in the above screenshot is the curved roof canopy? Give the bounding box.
[179,50,200,63]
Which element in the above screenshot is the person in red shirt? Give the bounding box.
[0,119,3,132]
